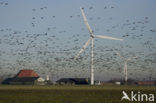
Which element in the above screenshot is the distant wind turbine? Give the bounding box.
[115,51,137,82]
[74,7,123,85]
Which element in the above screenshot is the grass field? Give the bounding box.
[0,85,155,103]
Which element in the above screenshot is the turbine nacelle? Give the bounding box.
[90,35,94,38]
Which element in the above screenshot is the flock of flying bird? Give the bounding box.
[0,3,156,81]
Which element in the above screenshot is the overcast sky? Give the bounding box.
[0,0,156,81]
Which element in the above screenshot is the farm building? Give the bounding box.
[56,78,89,85]
[2,69,48,85]
[15,69,39,78]
[137,81,156,85]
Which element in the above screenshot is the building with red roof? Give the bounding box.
[2,69,45,85]
[15,69,39,78]
[137,81,156,85]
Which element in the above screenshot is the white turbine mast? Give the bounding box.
[74,7,123,85]
[115,51,137,82]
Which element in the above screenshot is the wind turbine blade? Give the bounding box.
[94,35,123,41]
[74,37,92,60]
[80,7,93,36]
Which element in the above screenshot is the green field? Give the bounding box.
[0,85,155,103]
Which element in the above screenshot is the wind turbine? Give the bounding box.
[115,51,137,82]
[74,7,123,85]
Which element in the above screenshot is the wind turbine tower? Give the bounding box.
[74,7,123,85]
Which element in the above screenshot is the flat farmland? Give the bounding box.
[0,85,155,103]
